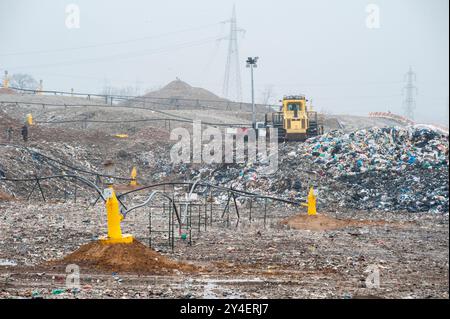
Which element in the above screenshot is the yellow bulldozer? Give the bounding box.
[262,95,323,141]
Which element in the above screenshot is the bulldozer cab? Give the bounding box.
[281,95,308,140]
[264,95,323,142]
[286,100,304,116]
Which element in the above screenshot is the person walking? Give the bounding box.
[6,127,13,141]
[21,125,28,142]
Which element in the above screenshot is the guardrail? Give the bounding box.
[0,100,252,128]
[4,86,278,112]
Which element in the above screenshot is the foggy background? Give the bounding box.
[0,0,448,125]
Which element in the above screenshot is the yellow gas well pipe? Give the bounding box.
[307,187,317,215]
[99,186,133,244]
[301,187,317,216]
[26,114,34,126]
[130,167,137,186]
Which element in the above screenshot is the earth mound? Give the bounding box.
[0,190,13,201]
[54,240,195,274]
[144,79,227,102]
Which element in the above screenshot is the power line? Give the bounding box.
[7,36,223,71]
[318,94,402,100]
[274,80,405,88]
[0,22,221,57]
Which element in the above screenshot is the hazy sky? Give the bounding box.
[0,0,448,125]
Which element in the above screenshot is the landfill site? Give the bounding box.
[0,79,448,300]
[0,1,449,302]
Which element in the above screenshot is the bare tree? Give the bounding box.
[10,73,39,90]
[100,85,136,97]
[144,85,162,95]
[260,84,276,106]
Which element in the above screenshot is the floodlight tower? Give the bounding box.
[246,56,259,128]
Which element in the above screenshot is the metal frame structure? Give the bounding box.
[1,173,303,252]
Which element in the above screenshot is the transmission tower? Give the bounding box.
[222,5,245,102]
[402,66,418,120]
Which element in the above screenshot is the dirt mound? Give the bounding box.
[0,191,13,201]
[0,88,17,95]
[282,214,406,231]
[54,240,196,274]
[144,79,227,102]
[134,78,268,112]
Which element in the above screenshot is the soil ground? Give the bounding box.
[0,201,447,299]
[281,214,413,231]
[0,93,448,299]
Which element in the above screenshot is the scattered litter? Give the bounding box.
[0,259,17,266]
[195,127,448,213]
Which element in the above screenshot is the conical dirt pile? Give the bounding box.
[56,240,195,274]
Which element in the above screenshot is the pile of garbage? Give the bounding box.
[305,127,448,212]
[194,127,449,213]
[306,127,447,175]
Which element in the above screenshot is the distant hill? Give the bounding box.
[129,79,272,113]
[144,79,228,103]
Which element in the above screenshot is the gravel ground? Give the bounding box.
[0,200,448,299]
